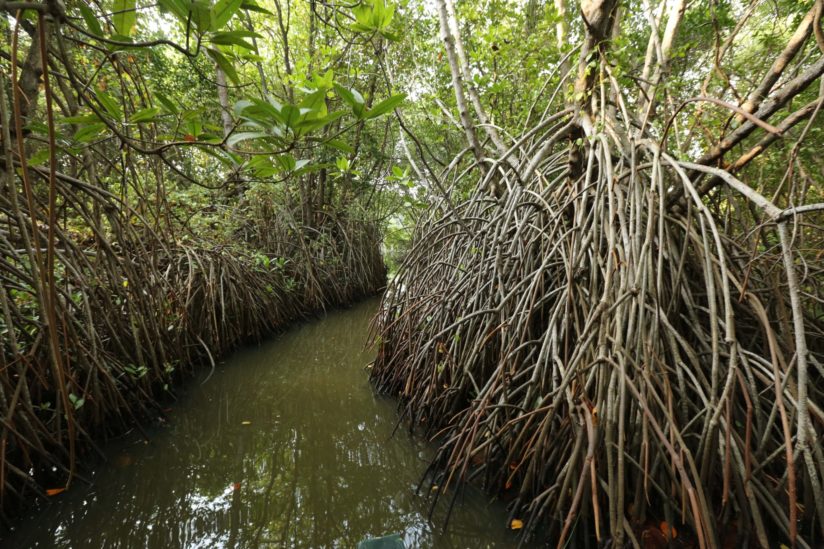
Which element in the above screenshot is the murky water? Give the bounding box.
[4,299,524,548]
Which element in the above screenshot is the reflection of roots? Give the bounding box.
[0,174,385,517]
[371,123,824,546]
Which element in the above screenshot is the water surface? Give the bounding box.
[5,299,522,548]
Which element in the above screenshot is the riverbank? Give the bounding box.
[0,211,386,523]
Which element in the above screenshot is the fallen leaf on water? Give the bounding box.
[241,421,251,426]
[46,488,65,496]
[640,525,667,549]
[233,482,241,490]
[114,453,133,468]
[659,521,677,539]
[510,519,523,530]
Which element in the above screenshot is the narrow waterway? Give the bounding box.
[4,299,523,548]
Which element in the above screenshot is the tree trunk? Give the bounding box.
[215,66,234,138]
[435,0,483,163]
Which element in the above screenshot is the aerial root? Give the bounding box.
[0,175,385,516]
[371,133,824,547]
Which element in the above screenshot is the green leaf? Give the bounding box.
[154,92,179,114]
[378,0,395,27]
[241,0,273,15]
[212,0,243,29]
[350,87,365,105]
[334,83,355,106]
[299,89,328,115]
[189,0,214,33]
[234,99,254,117]
[296,110,345,135]
[312,69,335,90]
[207,47,240,86]
[353,4,372,27]
[23,121,49,135]
[334,83,365,118]
[198,145,240,166]
[95,91,122,120]
[68,393,85,410]
[274,154,297,172]
[129,107,161,123]
[74,123,106,143]
[351,0,395,32]
[108,34,136,45]
[235,98,285,127]
[59,113,100,125]
[182,112,203,137]
[246,156,278,176]
[323,139,355,154]
[112,0,137,37]
[280,105,302,130]
[79,5,104,36]
[227,131,270,146]
[157,0,189,21]
[209,30,257,50]
[27,149,51,166]
[380,30,401,42]
[364,93,405,119]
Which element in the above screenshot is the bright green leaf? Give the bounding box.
[212,0,243,30]
[240,0,273,15]
[323,139,355,154]
[79,5,104,36]
[280,105,302,130]
[112,0,137,37]
[74,123,106,143]
[274,154,297,172]
[364,93,406,119]
[130,107,161,123]
[209,31,256,50]
[27,149,51,166]
[296,110,345,135]
[59,113,100,125]
[207,47,240,86]
[154,92,179,114]
[95,91,122,120]
[334,84,365,118]
[246,156,278,176]
[227,131,270,146]
[157,0,190,21]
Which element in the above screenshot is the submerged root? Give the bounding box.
[0,174,385,516]
[371,126,824,546]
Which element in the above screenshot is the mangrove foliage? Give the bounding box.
[2,0,824,547]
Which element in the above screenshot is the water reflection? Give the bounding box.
[4,300,523,548]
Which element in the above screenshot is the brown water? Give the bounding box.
[4,299,524,548]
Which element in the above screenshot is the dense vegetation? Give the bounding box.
[369,0,824,547]
[0,0,400,520]
[2,0,824,547]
